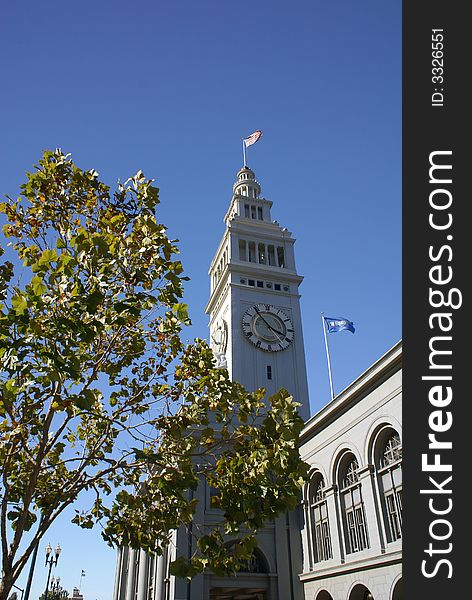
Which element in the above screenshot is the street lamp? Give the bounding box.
[43,544,61,600]
[50,577,62,600]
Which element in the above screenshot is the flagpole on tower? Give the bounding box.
[321,313,335,400]
[242,139,247,166]
[79,570,85,592]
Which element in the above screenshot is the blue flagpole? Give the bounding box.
[242,139,247,166]
[321,313,335,400]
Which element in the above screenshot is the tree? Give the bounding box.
[0,150,308,598]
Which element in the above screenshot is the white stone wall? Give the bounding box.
[298,343,402,600]
[302,562,402,600]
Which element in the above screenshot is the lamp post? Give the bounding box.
[43,544,61,600]
[50,577,61,600]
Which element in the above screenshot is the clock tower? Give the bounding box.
[112,165,312,600]
[205,165,310,422]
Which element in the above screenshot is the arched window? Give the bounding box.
[391,577,402,600]
[339,455,369,554]
[316,592,334,600]
[238,548,269,573]
[223,543,269,573]
[349,584,374,600]
[306,473,332,568]
[376,430,402,542]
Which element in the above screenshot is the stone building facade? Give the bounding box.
[299,342,402,600]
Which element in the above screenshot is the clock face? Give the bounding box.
[211,319,228,353]
[241,304,294,352]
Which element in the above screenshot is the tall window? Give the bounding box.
[248,241,256,262]
[239,239,247,261]
[339,456,369,554]
[376,430,402,542]
[277,246,285,267]
[258,243,266,264]
[307,474,332,567]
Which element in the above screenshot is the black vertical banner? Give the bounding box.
[404,2,468,597]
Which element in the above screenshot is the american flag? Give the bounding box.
[243,130,263,147]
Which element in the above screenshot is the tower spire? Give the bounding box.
[233,165,261,199]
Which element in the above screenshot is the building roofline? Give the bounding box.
[300,340,402,443]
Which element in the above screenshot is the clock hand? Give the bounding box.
[254,307,285,341]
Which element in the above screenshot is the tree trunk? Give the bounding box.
[0,570,15,600]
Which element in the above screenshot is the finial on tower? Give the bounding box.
[242,130,263,166]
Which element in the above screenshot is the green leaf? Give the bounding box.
[173,302,189,323]
[11,294,28,315]
[85,289,104,313]
[38,249,58,267]
[31,276,47,296]
[170,557,197,579]
[73,389,98,410]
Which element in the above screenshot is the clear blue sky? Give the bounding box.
[0,1,401,599]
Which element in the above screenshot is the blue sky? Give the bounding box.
[0,1,401,599]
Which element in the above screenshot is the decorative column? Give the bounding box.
[300,498,312,572]
[136,550,148,600]
[326,484,345,563]
[358,465,383,554]
[112,548,123,600]
[153,554,165,600]
[125,549,137,600]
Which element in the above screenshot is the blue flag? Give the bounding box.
[324,316,355,334]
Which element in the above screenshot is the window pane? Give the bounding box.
[353,488,361,504]
[386,494,401,540]
[322,521,332,560]
[381,433,402,467]
[342,458,359,488]
[355,507,368,550]
[344,492,353,510]
[277,246,285,267]
[393,465,403,486]
[347,510,358,552]
[382,471,393,493]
